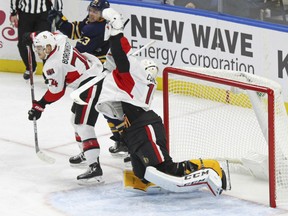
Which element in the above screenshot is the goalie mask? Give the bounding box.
[33,31,56,60]
[140,59,159,79]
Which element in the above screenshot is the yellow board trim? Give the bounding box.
[156,76,288,113]
[1,60,288,113]
[0,59,43,75]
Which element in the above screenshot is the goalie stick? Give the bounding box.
[27,45,55,164]
[70,39,156,105]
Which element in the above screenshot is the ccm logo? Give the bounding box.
[184,169,209,180]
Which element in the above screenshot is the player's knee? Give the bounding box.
[75,124,96,141]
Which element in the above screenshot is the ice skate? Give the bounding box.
[77,161,103,184]
[23,70,31,80]
[69,152,87,168]
[23,70,36,80]
[109,141,128,157]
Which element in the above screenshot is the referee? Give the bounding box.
[10,0,63,81]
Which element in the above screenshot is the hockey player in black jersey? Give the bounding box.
[91,8,228,195]
[48,0,128,165]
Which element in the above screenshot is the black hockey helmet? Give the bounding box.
[89,0,110,11]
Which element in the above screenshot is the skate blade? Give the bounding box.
[77,176,104,185]
[70,162,88,169]
[110,151,129,158]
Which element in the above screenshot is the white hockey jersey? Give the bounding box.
[96,54,157,120]
[42,34,103,103]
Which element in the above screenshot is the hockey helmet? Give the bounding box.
[33,31,56,59]
[140,59,159,79]
[89,0,110,11]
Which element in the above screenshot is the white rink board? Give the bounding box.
[1,0,288,102]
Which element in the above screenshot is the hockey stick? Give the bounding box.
[70,39,156,105]
[51,0,59,32]
[27,45,55,164]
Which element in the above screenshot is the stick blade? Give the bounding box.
[37,151,56,164]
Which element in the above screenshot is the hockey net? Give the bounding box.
[162,67,288,208]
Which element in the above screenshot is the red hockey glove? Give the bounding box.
[28,100,45,121]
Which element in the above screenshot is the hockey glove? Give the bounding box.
[22,31,39,46]
[47,9,67,29]
[28,100,45,121]
[102,8,124,40]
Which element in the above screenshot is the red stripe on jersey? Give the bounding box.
[65,70,81,84]
[71,48,90,70]
[145,84,154,104]
[75,132,81,142]
[120,36,131,54]
[43,89,65,103]
[79,86,93,124]
[145,125,163,163]
[113,70,135,98]
[83,139,100,151]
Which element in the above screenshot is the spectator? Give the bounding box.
[165,0,217,11]
[222,0,265,19]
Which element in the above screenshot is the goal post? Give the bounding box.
[162,66,288,208]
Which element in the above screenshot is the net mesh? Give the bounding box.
[164,67,288,206]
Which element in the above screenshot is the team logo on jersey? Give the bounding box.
[46,68,55,75]
[147,74,156,84]
[143,157,149,164]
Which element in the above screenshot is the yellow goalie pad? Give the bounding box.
[123,170,159,192]
[188,159,223,179]
[123,159,224,193]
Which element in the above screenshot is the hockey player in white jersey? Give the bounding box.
[92,8,228,195]
[48,0,128,160]
[27,31,104,183]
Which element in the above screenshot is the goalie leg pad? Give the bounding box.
[123,169,162,193]
[190,159,228,190]
[144,166,223,196]
[190,159,223,178]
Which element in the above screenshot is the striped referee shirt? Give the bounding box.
[10,0,63,15]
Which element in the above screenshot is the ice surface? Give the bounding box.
[0,72,287,216]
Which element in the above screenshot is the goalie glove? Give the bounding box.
[28,100,45,121]
[47,9,67,29]
[102,8,124,40]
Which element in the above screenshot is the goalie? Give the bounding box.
[95,8,227,196]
